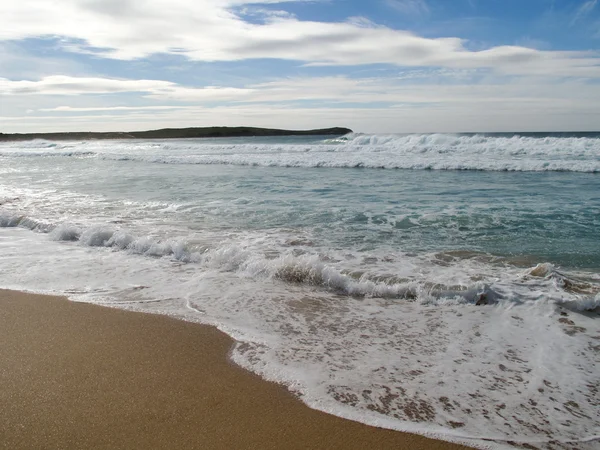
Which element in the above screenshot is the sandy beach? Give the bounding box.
[0,289,474,450]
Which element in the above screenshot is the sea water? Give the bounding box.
[0,133,598,449]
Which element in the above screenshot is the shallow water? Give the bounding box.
[1,133,599,449]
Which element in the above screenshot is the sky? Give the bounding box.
[1,0,599,133]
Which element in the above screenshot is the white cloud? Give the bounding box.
[0,76,175,95]
[0,1,599,77]
[37,105,188,112]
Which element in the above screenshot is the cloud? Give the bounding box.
[0,74,597,107]
[2,75,597,128]
[37,105,188,112]
[571,0,598,25]
[1,1,599,77]
[0,76,176,95]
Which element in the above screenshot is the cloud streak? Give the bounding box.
[571,0,598,25]
[37,105,187,112]
[0,76,175,95]
[5,99,599,135]
[2,74,597,115]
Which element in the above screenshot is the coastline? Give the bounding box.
[0,289,475,450]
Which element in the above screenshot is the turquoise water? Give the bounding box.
[1,134,599,449]
[3,147,599,268]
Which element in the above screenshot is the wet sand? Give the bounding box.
[0,289,475,450]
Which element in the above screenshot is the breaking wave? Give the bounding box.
[1,133,599,172]
[2,210,599,313]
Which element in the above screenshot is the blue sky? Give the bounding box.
[1,0,599,133]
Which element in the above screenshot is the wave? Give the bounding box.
[0,212,473,301]
[7,139,61,149]
[1,133,599,172]
[0,150,96,158]
[2,210,598,312]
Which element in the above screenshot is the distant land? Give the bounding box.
[0,126,353,142]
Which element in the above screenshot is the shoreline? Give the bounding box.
[0,289,476,450]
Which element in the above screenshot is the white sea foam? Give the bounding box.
[3,212,600,312]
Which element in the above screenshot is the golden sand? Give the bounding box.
[0,289,474,449]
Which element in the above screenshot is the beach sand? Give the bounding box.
[0,289,474,450]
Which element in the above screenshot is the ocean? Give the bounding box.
[1,132,598,449]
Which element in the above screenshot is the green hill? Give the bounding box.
[0,126,352,142]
